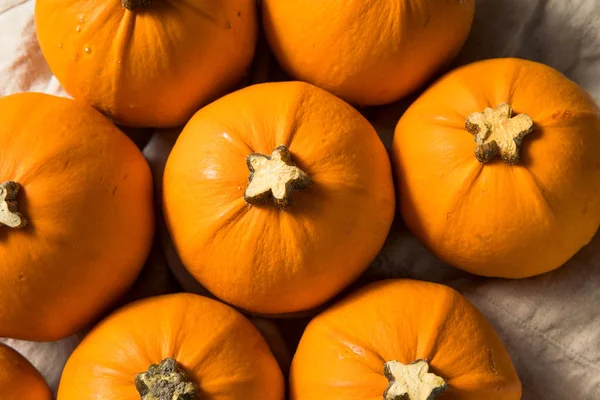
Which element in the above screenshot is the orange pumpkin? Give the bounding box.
[35,0,257,128]
[290,279,521,400]
[0,93,154,341]
[57,293,284,399]
[392,58,600,278]
[262,0,474,106]
[163,81,395,314]
[0,343,52,400]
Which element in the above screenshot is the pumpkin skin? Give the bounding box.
[290,279,521,400]
[262,0,474,106]
[35,0,258,128]
[57,293,284,400]
[0,343,52,400]
[0,93,154,341]
[392,58,600,278]
[163,81,395,314]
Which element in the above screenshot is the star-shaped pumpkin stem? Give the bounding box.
[0,181,26,229]
[244,145,310,210]
[465,103,534,164]
[383,360,447,400]
[135,358,198,400]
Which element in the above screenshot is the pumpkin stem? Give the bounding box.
[465,103,534,164]
[383,360,447,400]
[134,358,198,400]
[0,181,26,228]
[122,0,152,11]
[244,144,311,210]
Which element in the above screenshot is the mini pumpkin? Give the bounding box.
[290,279,521,400]
[0,93,154,341]
[145,129,327,319]
[392,58,600,278]
[35,0,257,127]
[163,81,395,314]
[262,0,474,106]
[0,342,52,400]
[57,293,284,399]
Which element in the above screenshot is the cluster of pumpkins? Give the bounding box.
[2,0,600,399]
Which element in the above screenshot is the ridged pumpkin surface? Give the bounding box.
[262,0,474,105]
[163,81,395,314]
[57,293,284,400]
[392,58,600,278]
[0,93,154,341]
[35,0,257,127]
[290,279,521,400]
[0,343,52,400]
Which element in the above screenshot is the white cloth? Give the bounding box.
[0,0,67,97]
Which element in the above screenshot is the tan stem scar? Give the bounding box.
[383,360,447,400]
[465,103,534,164]
[0,181,26,229]
[244,145,310,210]
[135,358,198,400]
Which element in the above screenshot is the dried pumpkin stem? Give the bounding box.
[135,358,198,400]
[122,0,152,11]
[465,103,534,164]
[0,181,26,229]
[244,144,310,210]
[383,360,447,400]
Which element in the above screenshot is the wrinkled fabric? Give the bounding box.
[0,0,67,97]
[0,335,84,392]
[457,0,600,105]
[2,0,600,399]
